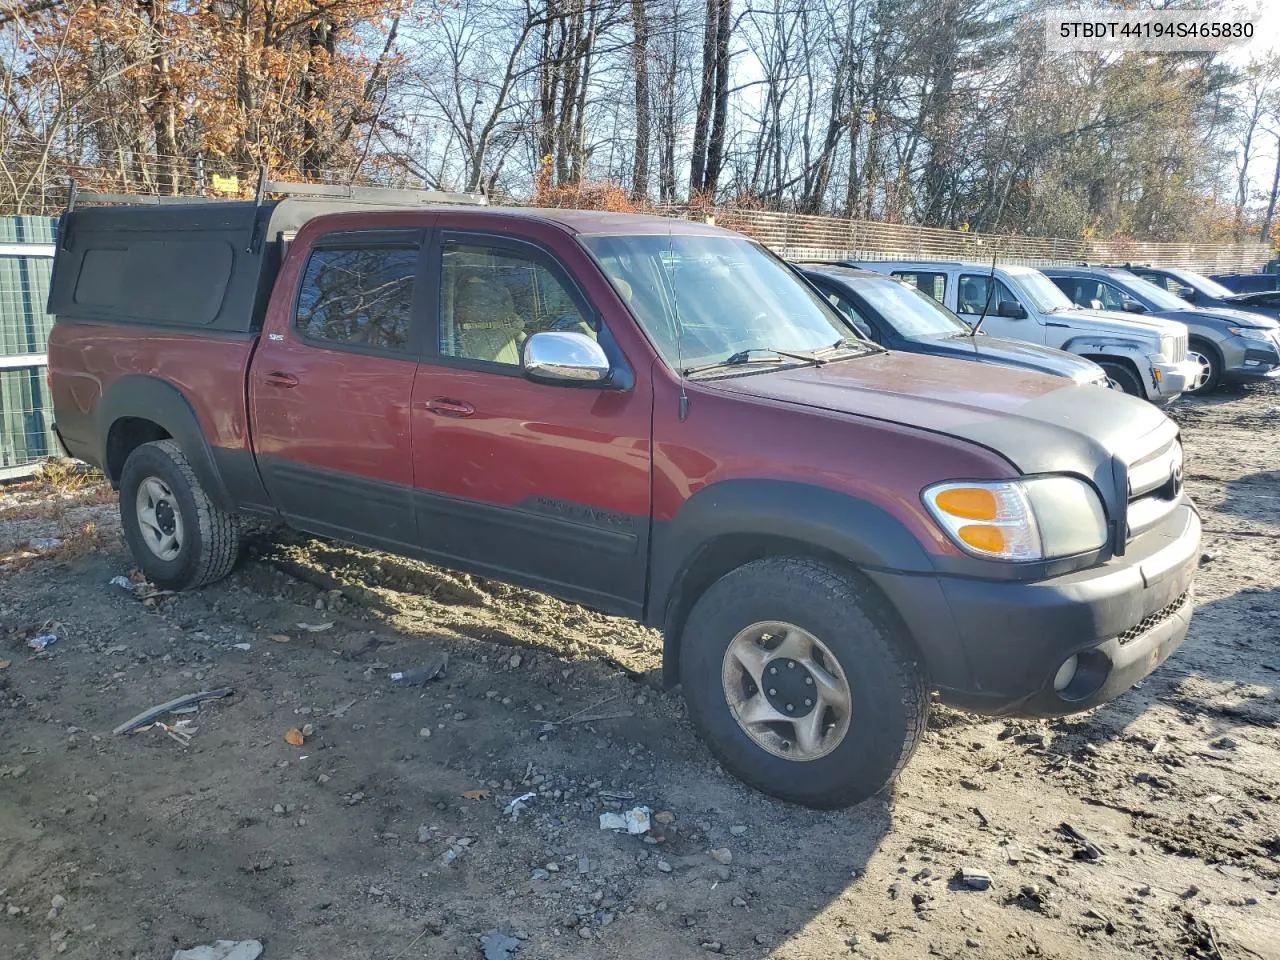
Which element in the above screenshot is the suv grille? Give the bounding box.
[1170,333,1188,363]
[1126,434,1183,540]
[1115,591,1190,646]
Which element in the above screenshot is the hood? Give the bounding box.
[1224,289,1280,307]
[701,351,1175,482]
[919,334,1104,382]
[1154,306,1280,329]
[1056,306,1186,339]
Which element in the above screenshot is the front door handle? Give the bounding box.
[265,371,299,388]
[421,397,475,417]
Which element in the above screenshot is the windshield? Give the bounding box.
[580,234,866,372]
[1114,273,1189,310]
[1173,270,1236,300]
[1007,269,1075,312]
[839,275,969,337]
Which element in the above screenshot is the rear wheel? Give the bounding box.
[679,556,927,808]
[1185,339,1220,394]
[119,439,241,590]
[1098,361,1144,398]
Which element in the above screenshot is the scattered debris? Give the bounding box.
[709,847,733,865]
[390,653,448,686]
[1058,822,1104,861]
[113,688,234,735]
[268,634,291,643]
[959,866,992,890]
[479,929,521,960]
[599,806,651,835]
[328,699,358,718]
[598,789,636,801]
[232,643,251,652]
[296,622,333,632]
[504,791,536,822]
[284,727,305,747]
[462,789,490,801]
[144,720,197,748]
[1178,910,1225,959]
[109,575,132,589]
[0,659,10,670]
[171,939,263,960]
[26,634,57,652]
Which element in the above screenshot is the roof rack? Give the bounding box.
[64,168,487,214]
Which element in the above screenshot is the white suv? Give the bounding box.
[853,260,1198,404]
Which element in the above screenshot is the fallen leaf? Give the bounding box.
[461,789,490,801]
[296,622,333,633]
[268,634,291,643]
[0,660,10,670]
[285,727,305,746]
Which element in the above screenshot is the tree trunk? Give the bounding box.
[702,0,731,195]
[631,0,650,199]
[1261,131,1280,246]
[689,0,718,192]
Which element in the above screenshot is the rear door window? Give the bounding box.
[295,246,418,352]
[890,270,947,303]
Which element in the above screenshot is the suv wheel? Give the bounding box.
[1185,340,1220,394]
[1098,361,1143,398]
[119,439,241,590]
[679,557,927,808]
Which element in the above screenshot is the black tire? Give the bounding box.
[679,556,928,809]
[1098,361,1144,398]
[119,439,241,590]
[1185,339,1221,395]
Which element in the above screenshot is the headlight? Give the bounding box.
[923,477,1107,561]
[1227,325,1273,341]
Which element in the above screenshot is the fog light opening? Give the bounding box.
[1053,655,1080,693]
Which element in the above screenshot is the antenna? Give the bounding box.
[970,244,998,337]
[667,225,690,421]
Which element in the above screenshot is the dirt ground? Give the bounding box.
[2,386,1278,960]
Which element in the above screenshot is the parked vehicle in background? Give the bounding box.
[1122,264,1280,322]
[1042,265,1280,395]
[797,265,1111,387]
[48,188,1200,809]
[1211,259,1280,295]
[852,260,1195,403]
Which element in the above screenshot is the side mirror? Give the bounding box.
[1122,300,1147,314]
[522,331,612,385]
[1177,285,1197,303]
[997,301,1027,319]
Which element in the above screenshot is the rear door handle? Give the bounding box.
[265,371,299,388]
[420,397,475,417]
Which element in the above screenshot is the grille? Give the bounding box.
[1170,333,1188,363]
[1115,591,1190,646]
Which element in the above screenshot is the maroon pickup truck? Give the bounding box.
[46,185,1200,808]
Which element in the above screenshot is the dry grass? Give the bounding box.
[1,459,114,523]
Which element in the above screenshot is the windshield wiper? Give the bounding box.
[683,347,828,377]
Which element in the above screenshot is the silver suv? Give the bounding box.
[853,260,1197,403]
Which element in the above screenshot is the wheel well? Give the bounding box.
[660,533,906,687]
[1079,353,1141,379]
[105,418,171,483]
[1188,336,1221,365]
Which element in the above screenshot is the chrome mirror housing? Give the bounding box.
[522,331,611,385]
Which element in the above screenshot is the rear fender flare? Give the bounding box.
[97,375,233,509]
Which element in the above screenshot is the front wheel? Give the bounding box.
[679,557,927,809]
[1184,340,1220,395]
[119,439,241,590]
[1098,361,1144,398]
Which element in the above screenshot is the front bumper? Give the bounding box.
[1221,342,1280,383]
[868,502,1200,718]
[1151,358,1202,399]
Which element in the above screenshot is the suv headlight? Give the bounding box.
[923,477,1107,561]
[1227,325,1273,342]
